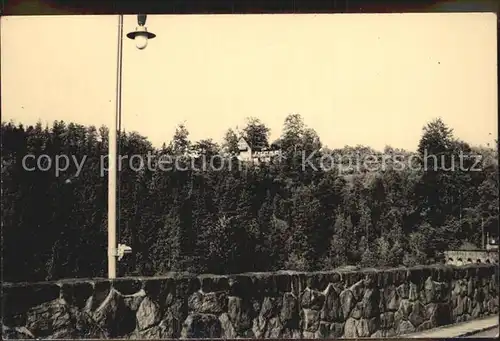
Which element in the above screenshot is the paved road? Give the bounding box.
[464,327,499,338]
[406,316,498,338]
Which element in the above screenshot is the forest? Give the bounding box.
[1,114,498,282]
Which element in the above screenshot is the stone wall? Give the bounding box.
[444,250,499,266]
[2,264,499,339]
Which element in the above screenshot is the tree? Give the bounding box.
[198,215,232,274]
[170,123,191,156]
[417,118,455,162]
[152,207,181,274]
[242,117,270,149]
[286,186,322,270]
[281,113,306,153]
[368,174,386,237]
[403,231,428,267]
[222,128,239,155]
[191,139,220,170]
[360,247,378,269]
[415,118,457,227]
[388,240,405,267]
[323,213,353,269]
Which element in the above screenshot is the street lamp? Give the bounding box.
[126,14,157,50]
[108,14,156,279]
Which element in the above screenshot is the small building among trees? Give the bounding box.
[236,136,281,163]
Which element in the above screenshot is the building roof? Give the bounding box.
[237,137,251,151]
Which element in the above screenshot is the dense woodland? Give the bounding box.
[1,114,498,282]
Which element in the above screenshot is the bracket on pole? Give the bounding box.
[138,14,147,26]
[109,244,132,261]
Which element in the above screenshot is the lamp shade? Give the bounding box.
[126,26,156,40]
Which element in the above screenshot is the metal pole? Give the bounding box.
[108,14,124,279]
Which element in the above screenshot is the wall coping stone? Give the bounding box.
[3,263,496,288]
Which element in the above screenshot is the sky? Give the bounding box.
[1,13,497,151]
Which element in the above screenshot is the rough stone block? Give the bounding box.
[92,289,136,337]
[329,322,344,338]
[349,271,364,286]
[302,308,320,332]
[26,298,71,338]
[339,289,355,320]
[392,269,408,286]
[175,276,200,298]
[315,321,331,338]
[253,273,278,297]
[466,266,476,279]
[122,288,146,312]
[435,281,450,302]
[378,270,394,287]
[202,292,227,314]
[416,320,433,332]
[350,279,365,300]
[396,320,415,335]
[228,296,253,332]
[3,282,61,317]
[320,284,341,322]
[370,329,385,338]
[252,315,266,338]
[136,296,161,331]
[260,296,282,319]
[379,312,394,329]
[2,325,35,339]
[409,282,419,302]
[264,316,284,338]
[487,297,499,314]
[228,275,253,297]
[132,319,174,340]
[300,288,325,310]
[199,275,229,293]
[281,328,302,338]
[289,274,302,298]
[350,302,363,319]
[302,331,315,339]
[112,278,142,295]
[361,288,380,319]
[219,313,237,339]
[344,317,359,338]
[408,301,426,328]
[181,313,221,339]
[142,278,168,300]
[378,288,386,313]
[305,273,320,290]
[188,291,227,315]
[281,292,299,328]
[397,282,409,299]
[395,299,412,322]
[326,271,341,284]
[406,267,421,284]
[59,281,94,309]
[436,302,452,326]
[356,318,372,337]
[275,273,292,293]
[385,286,399,311]
[467,277,475,297]
[87,280,112,311]
[362,269,378,289]
[160,310,183,338]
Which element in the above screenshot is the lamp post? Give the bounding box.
[108,14,156,279]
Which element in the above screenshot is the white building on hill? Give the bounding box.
[237,137,281,163]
